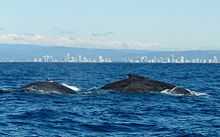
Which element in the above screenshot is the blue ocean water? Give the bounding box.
[0,63,219,137]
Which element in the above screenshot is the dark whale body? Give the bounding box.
[101,74,192,95]
[22,81,78,94]
[0,89,10,93]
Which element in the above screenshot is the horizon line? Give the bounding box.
[0,43,220,52]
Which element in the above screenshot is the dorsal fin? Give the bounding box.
[127,74,147,80]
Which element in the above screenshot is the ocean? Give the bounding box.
[0,63,219,137]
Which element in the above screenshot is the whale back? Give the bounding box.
[101,74,176,92]
[127,74,147,80]
[22,81,76,94]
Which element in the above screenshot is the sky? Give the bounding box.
[0,0,219,50]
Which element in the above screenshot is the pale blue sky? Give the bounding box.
[0,0,219,50]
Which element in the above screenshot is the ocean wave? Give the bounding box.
[7,108,58,120]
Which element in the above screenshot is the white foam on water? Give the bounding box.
[187,89,208,96]
[61,83,80,92]
[161,88,208,96]
[160,89,181,96]
[36,90,63,95]
[87,86,101,91]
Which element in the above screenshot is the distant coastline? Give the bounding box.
[0,44,220,63]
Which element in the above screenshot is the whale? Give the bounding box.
[101,74,192,95]
[21,81,80,94]
[0,89,9,93]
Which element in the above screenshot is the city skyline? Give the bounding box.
[30,54,220,64]
[1,52,219,64]
[1,44,220,63]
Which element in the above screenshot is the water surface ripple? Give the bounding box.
[0,63,219,137]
